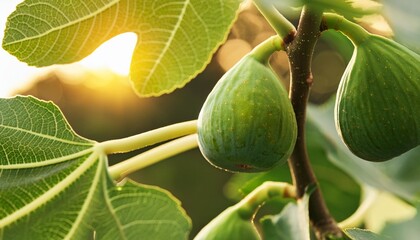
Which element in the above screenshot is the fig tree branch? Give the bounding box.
[286,5,344,240]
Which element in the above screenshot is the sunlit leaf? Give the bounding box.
[356,14,393,36]
[95,179,191,240]
[308,98,420,203]
[380,205,420,240]
[0,96,191,239]
[260,187,312,240]
[345,228,388,240]
[2,0,241,96]
[269,0,381,19]
[307,0,381,19]
[364,192,416,233]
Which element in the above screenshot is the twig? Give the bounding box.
[286,5,344,239]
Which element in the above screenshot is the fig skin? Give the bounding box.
[335,35,420,161]
[197,54,297,172]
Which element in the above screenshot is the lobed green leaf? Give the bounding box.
[304,0,381,19]
[260,189,311,240]
[345,228,389,240]
[271,0,381,20]
[0,96,191,239]
[380,205,420,240]
[2,0,242,96]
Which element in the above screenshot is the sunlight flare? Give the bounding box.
[77,33,137,76]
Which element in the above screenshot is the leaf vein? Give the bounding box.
[0,153,98,228]
[64,154,103,240]
[140,0,191,93]
[103,174,128,239]
[0,148,94,169]
[3,0,120,47]
[0,124,92,146]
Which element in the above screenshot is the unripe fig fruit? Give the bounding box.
[194,205,261,240]
[197,54,297,172]
[335,35,420,161]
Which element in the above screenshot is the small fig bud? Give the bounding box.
[335,35,420,161]
[197,54,297,172]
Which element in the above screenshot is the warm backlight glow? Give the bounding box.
[77,33,137,76]
[0,0,137,97]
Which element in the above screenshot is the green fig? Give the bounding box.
[197,54,297,172]
[194,205,261,240]
[335,34,420,161]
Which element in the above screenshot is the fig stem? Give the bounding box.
[108,134,198,181]
[249,35,283,63]
[287,5,344,239]
[97,120,197,154]
[321,13,370,45]
[253,0,296,43]
[236,181,296,220]
[338,185,379,229]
